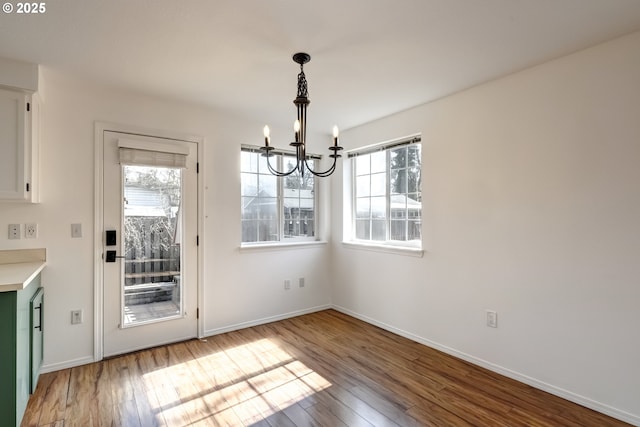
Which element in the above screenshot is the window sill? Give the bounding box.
[240,240,328,252]
[342,241,424,257]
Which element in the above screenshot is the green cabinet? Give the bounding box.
[30,286,44,393]
[0,273,43,427]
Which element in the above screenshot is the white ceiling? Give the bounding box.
[2,0,640,133]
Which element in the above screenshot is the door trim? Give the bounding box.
[94,122,205,361]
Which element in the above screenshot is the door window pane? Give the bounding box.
[123,165,182,326]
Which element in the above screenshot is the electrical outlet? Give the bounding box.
[25,223,38,239]
[486,310,498,328]
[284,280,291,290]
[71,223,82,238]
[299,277,305,288]
[71,310,83,325]
[8,224,21,239]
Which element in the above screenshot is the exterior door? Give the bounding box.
[103,131,198,357]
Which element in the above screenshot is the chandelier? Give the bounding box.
[260,52,342,177]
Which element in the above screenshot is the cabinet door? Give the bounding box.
[30,287,44,393]
[0,88,32,201]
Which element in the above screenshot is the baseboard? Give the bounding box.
[202,304,332,337]
[41,355,96,373]
[332,305,640,426]
[38,305,330,374]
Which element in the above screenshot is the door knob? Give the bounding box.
[105,250,125,263]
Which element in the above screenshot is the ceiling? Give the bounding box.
[2,0,640,134]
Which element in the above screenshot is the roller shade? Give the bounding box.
[118,138,189,168]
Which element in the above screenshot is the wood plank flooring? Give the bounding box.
[22,310,630,426]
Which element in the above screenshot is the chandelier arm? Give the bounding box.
[264,153,298,177]
[303,156,337,177]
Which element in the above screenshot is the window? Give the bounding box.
[241,147,317,244]
[349,136,422,248]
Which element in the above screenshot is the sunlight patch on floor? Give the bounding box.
[141,338,332,423]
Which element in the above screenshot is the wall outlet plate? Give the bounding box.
[25,223,38,239]
[486,310,498,328]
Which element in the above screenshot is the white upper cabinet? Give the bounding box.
[0,58,40,203]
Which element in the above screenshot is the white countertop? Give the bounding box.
[0,261,46,292]
[0,248,47,292]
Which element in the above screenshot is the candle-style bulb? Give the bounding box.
[332,125,339,146]
[294,120,301,142]
[263,125,270,146]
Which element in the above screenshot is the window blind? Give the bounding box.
[118,138,189,168]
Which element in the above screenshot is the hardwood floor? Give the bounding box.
[22,310,629,426]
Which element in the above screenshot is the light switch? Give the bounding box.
[8,224,21,239]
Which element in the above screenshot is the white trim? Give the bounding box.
[93,124,104,361]
[197,139,205,339]
[342,241,424,257]
[239,240,327,252]
[41,356,96,373]
[203,304,331,337]
[94,121,204,361]
[331,305,640,426]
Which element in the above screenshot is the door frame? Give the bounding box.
[93,122,205,361]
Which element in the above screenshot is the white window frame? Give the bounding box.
[241,145,320,247]
[345,135,423,253]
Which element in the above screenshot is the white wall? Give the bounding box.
[0,68,332,369]
[331,31,640,424]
